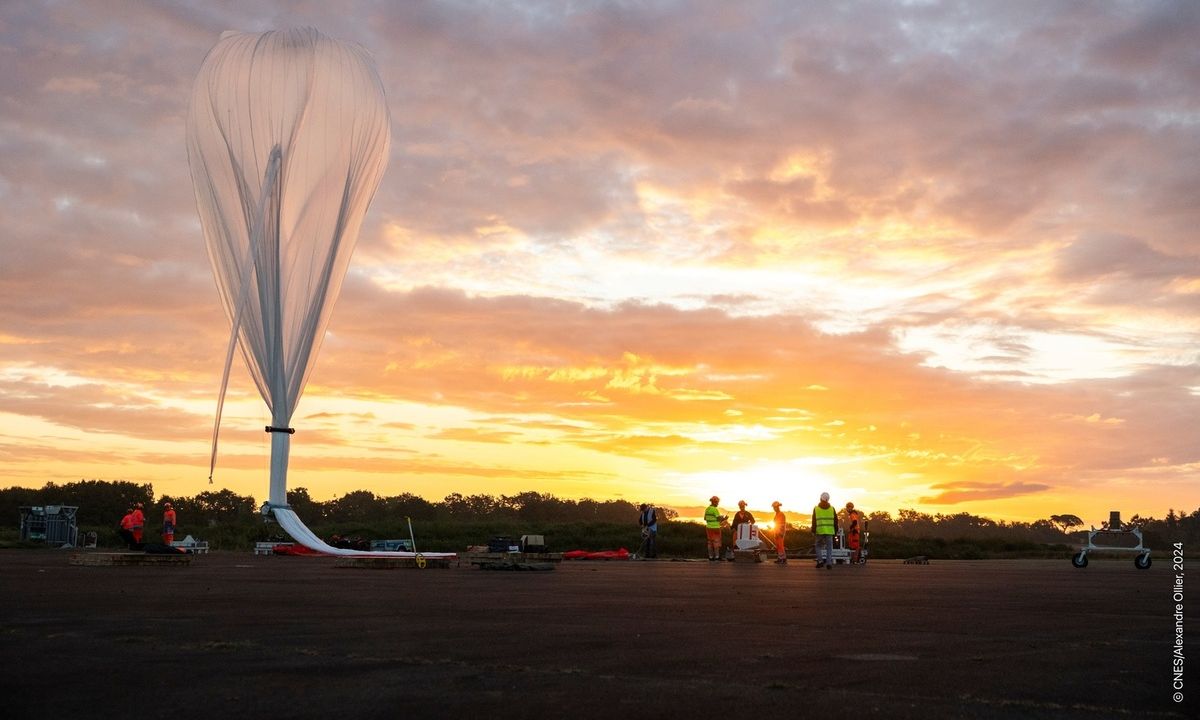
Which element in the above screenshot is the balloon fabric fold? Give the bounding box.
[187,28,390,507]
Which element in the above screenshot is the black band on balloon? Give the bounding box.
[265,426,296,434]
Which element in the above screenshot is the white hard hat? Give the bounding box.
[820,492,830,502]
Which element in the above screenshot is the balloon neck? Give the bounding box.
[268,430,291,507]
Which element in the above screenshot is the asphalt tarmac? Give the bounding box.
[0,551,1192,719]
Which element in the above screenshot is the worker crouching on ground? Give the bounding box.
[704,496,727,561]
[845,502,862,563]
[812,492,838,569]
[772,501,787,564]
[729,500,754,559]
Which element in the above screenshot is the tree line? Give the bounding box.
[0,480,676,530]
[862,508,1200,549]
[4,479,1197,553]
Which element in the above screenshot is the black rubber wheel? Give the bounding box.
[1135,554,1151,570]
[1071,552,1088,568]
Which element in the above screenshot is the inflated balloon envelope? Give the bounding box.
[188,29,449,558]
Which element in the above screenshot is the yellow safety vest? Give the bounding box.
[704,505,722,529]
[813,505,836,535]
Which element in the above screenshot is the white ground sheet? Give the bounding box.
[272,507,456,558]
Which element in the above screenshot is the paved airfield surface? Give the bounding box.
[0,551,1191,719]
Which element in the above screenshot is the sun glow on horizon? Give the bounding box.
[664,458,863,514]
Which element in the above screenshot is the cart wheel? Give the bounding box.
[1071,552,1088,568]
[1135,554,1151,570]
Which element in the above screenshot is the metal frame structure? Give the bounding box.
[1072,525,1152,569]
[831,526,870,564]
[18,505,79,547]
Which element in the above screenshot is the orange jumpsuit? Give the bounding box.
[118,512,136,547]
[773,510,787,559]
[162,508,177,545]
[845,509,862,561]
[131,508,145,543]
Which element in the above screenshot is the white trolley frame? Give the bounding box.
[1072,526,1152,570]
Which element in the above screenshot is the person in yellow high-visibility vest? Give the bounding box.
[703,496,727,561]
[811,492,838,569]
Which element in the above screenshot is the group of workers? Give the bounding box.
[117,502,177,548]
[703,493,864,567]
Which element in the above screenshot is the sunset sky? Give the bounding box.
[1,1,1197,525]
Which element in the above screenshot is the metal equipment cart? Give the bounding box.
[1071,511,1152,569]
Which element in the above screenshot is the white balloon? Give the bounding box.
[187,28,390,507]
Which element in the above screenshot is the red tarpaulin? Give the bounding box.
[270,543,326,556]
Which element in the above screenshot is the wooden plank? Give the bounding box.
[333,556,452,570]
[478,561,557,571]
[70,553,192,567]
[459,552,563,568]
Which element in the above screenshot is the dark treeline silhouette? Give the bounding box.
[0,480,678,529]
[864,508,1200,551]
[3,480,1196,556]
[289,488,681,524]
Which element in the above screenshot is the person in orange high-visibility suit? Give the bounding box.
[845,502,863,563]
[771,501,787,564]
[118,508,136,548]
[131,502,145,544]
[161,502,177,545]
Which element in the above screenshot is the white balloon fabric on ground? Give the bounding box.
[187,28,390,513]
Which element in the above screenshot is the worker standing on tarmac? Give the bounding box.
[844,502,863,564]
[812,492,838,570]
[771,501,787,564]
[637,503,658,559]
[704,496,727,561]
[131,502,145,545]
[118,507,136,548]
[162,502,177,546]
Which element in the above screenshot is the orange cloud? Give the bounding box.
[1,2,1197,525]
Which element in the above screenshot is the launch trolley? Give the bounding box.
[1071,512,1152,569]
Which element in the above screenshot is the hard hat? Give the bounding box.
[710,495,720,503]
[772,501,781,508]
[164,502,172,508]
[738,500,747,507]
[820,492,830,502]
